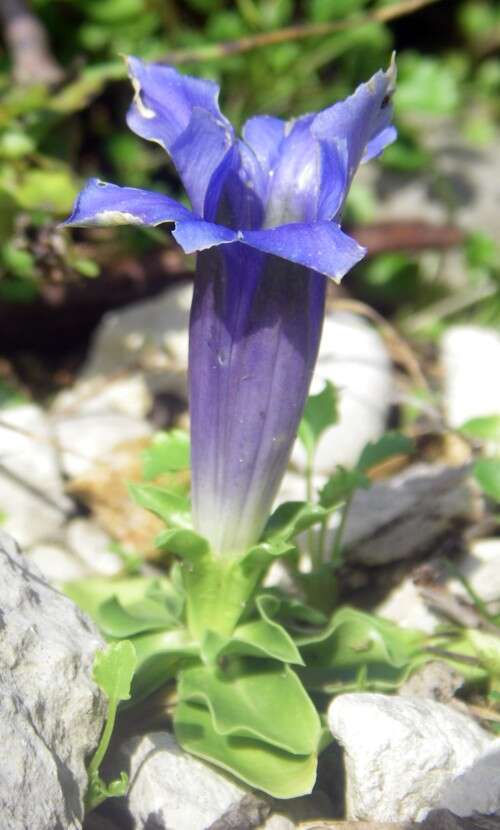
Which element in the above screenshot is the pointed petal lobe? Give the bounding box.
[241,222,366,282]
[64,179,195,227]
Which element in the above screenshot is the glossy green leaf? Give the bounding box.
[356,432,413,473]
[298,607,428,693]
[130,628,199,701]
[63,576,172,622]
[319,466,369,509]
[474,458,500,502]
[86,641,136,811]
[178,661,320,755]
[224,595,303,665]
[128,483,192,528]
[263,501,327,542]
[93,640,137,702]
[460,416,500,445]
[298,381,338,458]
[155,527,209,560]
[265,593,328,627]
[143,430,190,479]
[175,699,317,798]
[97,595,180,638]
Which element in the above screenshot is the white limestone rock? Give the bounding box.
[0,530,106,830]
[52,373,152,421]
[65,518,122,577]
[292,312,394,473]
[52,410,152,478]
[82,282,193,397]
[441,325,500,429]
[328,693,491,822]
[0,403,70,546]
[28,540,91,583]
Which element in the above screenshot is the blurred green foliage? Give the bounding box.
[0,0,498,326]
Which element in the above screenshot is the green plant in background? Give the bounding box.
[1,0,500,320]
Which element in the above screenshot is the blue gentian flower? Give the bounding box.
[66,57,396,557]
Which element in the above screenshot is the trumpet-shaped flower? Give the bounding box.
[66,57,396,557]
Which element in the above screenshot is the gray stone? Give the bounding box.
[377,536,500,634]
[439,739,500,817]
[328,693,492,822]
[105,732,256,830]
[0,403,71,546]
[103,731,335,830]
[343,463,481,566]
[360,122,500,238]
[0,530,106,830]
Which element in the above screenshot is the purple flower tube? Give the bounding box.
[66,56,396,557]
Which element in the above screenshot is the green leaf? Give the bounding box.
[97,595,180,638]
[224,595,304,665]
[265,593,328,627]
[298,607,428,693]
[263,500,327,542]
[178,660,320,755]
[460,416,500,445]
[175,699,317,798]
[183,552,278,641]
[93,640,137,702]
[396,54,461,116]
[130,628,199,701]
[49,62,126,113]
[86,641,137,810]
[128,483,191,528]
[356,432,413,473]
[2,243,36,279]
[319,466,370,509]
[63,576,173,622]
[474,458,500,502]
[143,430,190,479]
[11,167,79,214]
[155,527,209,560]
[298,381,338,459]
[0,379,28,409]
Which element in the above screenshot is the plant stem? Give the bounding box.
[85,699,118,809]
[165,0,442,64]
[330,495,353,570]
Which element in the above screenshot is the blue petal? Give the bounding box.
[241,222,366,282]
[169,108,233,216]
[312,58,396,183]
[126,57,234,218]
[242,115,286,176]
[172,219,237,253]
[316,138,348,221]
[64,178,195,226]
[363,124,397,163]
[126,57,229,148]
[202,141,265,230]
[263,116,319,226]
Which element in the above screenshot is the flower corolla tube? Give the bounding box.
[66,57,396,557]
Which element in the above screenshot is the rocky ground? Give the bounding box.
[1,123,500,827]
